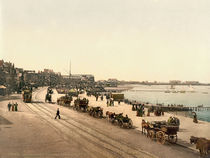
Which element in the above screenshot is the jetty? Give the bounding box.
[124,99,210,112]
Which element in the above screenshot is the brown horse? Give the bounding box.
[106,111,115,120]
[190,136,210,156]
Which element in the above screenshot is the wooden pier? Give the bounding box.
[124,99,210,112]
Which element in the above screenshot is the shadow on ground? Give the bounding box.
[0,115,13,125]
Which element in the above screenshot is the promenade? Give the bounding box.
[77,92,210,150]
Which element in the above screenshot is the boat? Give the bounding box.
[197,105,203,108]
[172,90,178,93]
[202,92,208,94]
[165,90,170,93]
[188,85,195,93]
[170,85,175,89]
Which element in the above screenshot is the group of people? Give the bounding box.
[107,99,115,106]
[95,94,104,101]
[7,102,18,111]
[168,116,180,126]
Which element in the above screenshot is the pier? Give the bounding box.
[124,99,210,112]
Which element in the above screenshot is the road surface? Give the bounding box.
[0,88,201,158]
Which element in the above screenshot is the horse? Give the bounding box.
[106,111,115,121]
[190,136,210,156]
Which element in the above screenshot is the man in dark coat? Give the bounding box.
[14,102,18,111]
[55,108,61,119]
[8,102,11,111]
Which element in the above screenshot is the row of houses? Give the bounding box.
[0,60,95,96]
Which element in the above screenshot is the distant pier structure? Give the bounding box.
[124,99,210,112]
[147,105,210,112]
[188,106,210,111]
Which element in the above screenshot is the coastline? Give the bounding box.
[104,85,134,92]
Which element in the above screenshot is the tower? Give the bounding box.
[69,60,71,79]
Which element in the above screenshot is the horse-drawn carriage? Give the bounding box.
[88,106,103,118]
[45,93,52,103]
[142,120,179,144]
[57,95,72,106]
[68,89,79,97]
[106,111,133,128]
[73,98,89,112]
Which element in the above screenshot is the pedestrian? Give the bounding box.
[147,110,150,116]
[118,100,120,105]
[55,108,61,119]
[109,99,112,106]
[11,102,15,111]
[192,112,198,123]
[8,102,11,111]
[14,102,18,111]
[107,99,109,107]
[111,99,114,106]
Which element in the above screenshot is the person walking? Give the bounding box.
[55,108,61,119]
[14,102,18,111]
[11,102,15,111]
[112,99,114,106]
[8,102,11,111]
[106,99,109,107]
[192,112,198,123]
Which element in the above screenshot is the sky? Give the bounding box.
[0,0,210,82]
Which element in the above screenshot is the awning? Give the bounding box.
[0,85,6,89]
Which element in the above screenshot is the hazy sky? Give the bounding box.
[1,0,210,82]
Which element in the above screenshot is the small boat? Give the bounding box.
[172,90,178,93]
[170,85,175,89]
[202,92,208,94]
[179,90,186,93]
[165,90,170,93]
[188,85,195,93]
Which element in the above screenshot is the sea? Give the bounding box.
[123,85,210,122]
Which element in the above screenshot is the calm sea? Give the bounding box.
[123,85,210,122]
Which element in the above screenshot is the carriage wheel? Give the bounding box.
[168,134,177,144]
[93,112,97,117]
[72,105,75,110]
[128,120,133,129]
[113,119,118,125]
[111,118,115,124]
[148,130,155,140]
[118,120,123,127]
[121,122,125,128]
[89,111,92,116]
[156,131,166,144]
[96,112,100,118]
[99,111,103,118]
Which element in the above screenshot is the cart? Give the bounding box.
[143,121,178,144]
